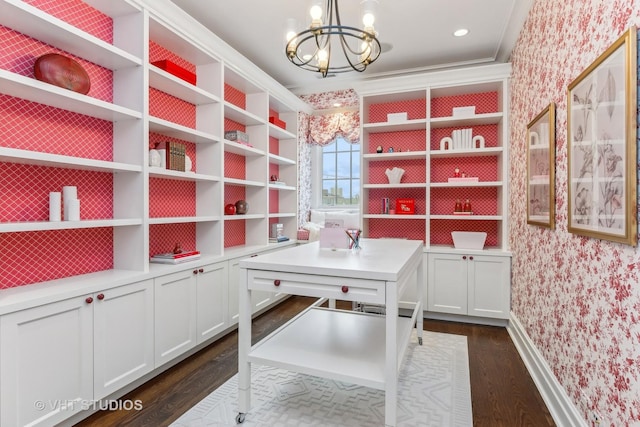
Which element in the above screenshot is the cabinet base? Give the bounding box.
[424,311,509,327]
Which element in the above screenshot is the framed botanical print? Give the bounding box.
[527,103,555,228]
[567,26,637,246]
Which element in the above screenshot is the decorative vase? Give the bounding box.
[385,167,405,184]
[225,203,236,215]
[34,53,91,94]
[235,200,248,214]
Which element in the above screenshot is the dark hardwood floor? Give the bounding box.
[76,296,555,426]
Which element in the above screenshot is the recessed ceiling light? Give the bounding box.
[333,102,342,107]
[453,28,469,37]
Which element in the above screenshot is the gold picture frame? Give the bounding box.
[527,103,556,228]
[567,26,637,246]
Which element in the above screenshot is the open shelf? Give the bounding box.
[0,0,141,70]
[248,307,413,390]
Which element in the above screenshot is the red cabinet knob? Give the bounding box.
[199,268,204,273]
[193,270,199,275]
[274,279,281,286]
[97,293,105,300]
[469,256,474,261]
[341,285,349,293]
[462,255,467,260]
[85,297,93,304]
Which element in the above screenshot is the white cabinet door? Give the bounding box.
[0,296,93,427]
[428,251,511,319]
[228,257,242,325]
[196,262,228,343]
[228,255,273,324]
[427,252,468,315]
[93,279,154,399]
[154,269,197,367]
[467,255,511,319]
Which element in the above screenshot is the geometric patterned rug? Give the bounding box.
[171,331,472,427]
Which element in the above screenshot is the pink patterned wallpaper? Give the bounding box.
[509,1,640,424]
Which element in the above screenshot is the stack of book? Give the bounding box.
[150,250,200,264]
[165,141,186,171]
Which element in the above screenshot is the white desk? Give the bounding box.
[237,239,424,427]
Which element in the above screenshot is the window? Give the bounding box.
[313,137,360,207]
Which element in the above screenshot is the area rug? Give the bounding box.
[172,331,472,427]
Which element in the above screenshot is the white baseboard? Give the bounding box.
[507,312,587,427]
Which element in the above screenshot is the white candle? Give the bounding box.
[49,192,61,222]
[67,199,80,221]
[62,186,77,220]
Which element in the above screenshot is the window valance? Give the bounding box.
[307,110,360,146]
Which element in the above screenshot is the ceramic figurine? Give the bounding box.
[149,149,162,167]
[454,167,461,178]
[388,147,394,153]
[463,199,472,212]
[454,199,462,212]
[376,145,383,153]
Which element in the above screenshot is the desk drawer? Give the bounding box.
[248,271,385,304]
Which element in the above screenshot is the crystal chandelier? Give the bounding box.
[285,0,381,77]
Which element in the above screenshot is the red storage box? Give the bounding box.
[396,198,415,214]
[151,60,196,85]
[269,116,287,129]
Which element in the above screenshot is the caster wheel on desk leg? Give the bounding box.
[418,337,423,345]
[236,413,245,424]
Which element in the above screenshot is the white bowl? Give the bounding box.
[451,231,487,250]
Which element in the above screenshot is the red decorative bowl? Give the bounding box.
[34,53,91,94]
[225,204,236,215]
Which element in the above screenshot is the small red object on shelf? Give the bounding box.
[396,198,415,214]
[225,203,236,215]
[463,199,472,212]
[151,60,196,85]
[297,229,310,240]
[454,199,462,212]
[269,116,287,129]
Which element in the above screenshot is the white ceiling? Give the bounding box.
[169,0,532,95]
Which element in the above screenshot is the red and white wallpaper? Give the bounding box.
[509,1,640,424]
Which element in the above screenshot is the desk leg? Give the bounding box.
[238,268,252,420]
[385,280,398,427]
[417,256,424,345]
